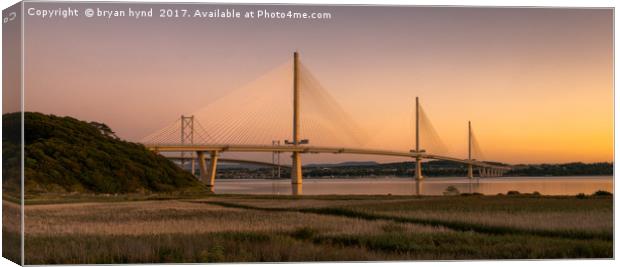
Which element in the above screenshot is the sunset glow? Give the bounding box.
[22,4,612,164]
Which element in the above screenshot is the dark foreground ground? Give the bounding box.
[2,193,613,264]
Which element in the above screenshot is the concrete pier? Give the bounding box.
[291,152,302,184]
[197,151,219,191]
[415,157,423,180]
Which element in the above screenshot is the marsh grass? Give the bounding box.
[2,229,20,264]
[17,194,614,263]
[24,200,442,236]
[208,195,613,237]
[24,231,393,264]
[312,232,612,259]
[344,196,613,238]
[204,197,612,241]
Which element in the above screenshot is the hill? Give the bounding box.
[2,112,206,195]
[305,161,379,168]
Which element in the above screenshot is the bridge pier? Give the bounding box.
[191,158,196,176]
[197,151,219,191]
[467,164,474,179]
[291,152,302,185]
[206,151,219,188]
[414,157,423,180]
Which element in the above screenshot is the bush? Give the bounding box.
[443,185,460,196]
[592,190,612,197]
[507,191,521,195]
[576,193,587,199]
[460,192,484,196]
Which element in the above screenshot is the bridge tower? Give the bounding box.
[414,97,424,180]
[285,51,306,193]
[467,121,474,179]
[181,115,195,175]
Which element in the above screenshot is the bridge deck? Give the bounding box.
[146,144,511,170]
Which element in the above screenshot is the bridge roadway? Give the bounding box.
[146,143,512,170]
[167,157,288,168]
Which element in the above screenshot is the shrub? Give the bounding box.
[443,185,460,196]
[576,193,587,199]
[507,191,521,195]
[592,190,612,197]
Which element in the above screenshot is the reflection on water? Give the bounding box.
[215,176,613,196]
[292,183,302,195]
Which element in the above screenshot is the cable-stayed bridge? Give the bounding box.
[142,52,511,193]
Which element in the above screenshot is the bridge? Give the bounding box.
[142,52,512,193]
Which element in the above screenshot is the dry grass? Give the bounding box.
[2,201,21,233]
[345,196,613,235]
[371,210,611,233]
[2,200,22,264]
[24,200,446,236]
[200,196,409,209]
[10,195,613,263]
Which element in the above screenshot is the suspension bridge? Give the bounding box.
[142,52,512,193]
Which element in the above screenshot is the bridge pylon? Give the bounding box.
[467,121,474,179]
[285,51,307,192]
[181,115,195,175]
[414,97,424,180]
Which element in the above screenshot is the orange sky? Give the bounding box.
[21,3,612,164]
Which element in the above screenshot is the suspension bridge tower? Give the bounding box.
[181,115,195,175]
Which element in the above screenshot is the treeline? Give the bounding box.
[216,161,613,178]
[507,162,613,176]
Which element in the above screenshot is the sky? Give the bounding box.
[21,3,613,164]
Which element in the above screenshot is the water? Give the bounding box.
[214,176,613,196]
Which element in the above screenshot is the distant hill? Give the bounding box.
[2,112,207,195]
[301,160,612,178]
[306,161,379,168]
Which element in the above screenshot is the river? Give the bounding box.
[213,176,613,196]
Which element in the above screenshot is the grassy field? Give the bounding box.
[3,194,613,264]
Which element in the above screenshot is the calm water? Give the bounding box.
[214,176,613,196]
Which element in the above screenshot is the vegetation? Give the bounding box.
[443,185,460,196]
[506,162,613,176]
[214,160,613,179]
[12,194,612,264]
[592,190,612,196]
[2,112,206,196]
